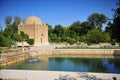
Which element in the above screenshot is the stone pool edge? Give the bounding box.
[32,49,120,56]
[0,49,120,67]
[0,69,120,80]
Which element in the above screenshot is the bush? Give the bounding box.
[0,65,3,70]
[69,41,74,45]
[87,42,92,46]
[86,29,110,43]
[0,36,12,47]
[0,48,2,54]
[111,42,116,46]
[27,39,34,45]
[69,38,76,45]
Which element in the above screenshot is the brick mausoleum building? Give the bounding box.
[18,15,49,46]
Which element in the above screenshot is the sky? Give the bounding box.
[0,0,118,29]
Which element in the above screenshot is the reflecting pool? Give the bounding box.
[7,55,120,73]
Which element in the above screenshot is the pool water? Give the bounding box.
[7,55,120,73]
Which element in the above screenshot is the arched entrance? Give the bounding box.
[41,38,42,44]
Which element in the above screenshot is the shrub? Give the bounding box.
[0,36,12,47]
[86,29,110,43]
[0,48,2,54]
[111,42,116,46]
[87,42,92,46]
[27,39,34,45]
[0,65,3,70]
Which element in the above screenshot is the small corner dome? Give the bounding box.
[24,16,42,25]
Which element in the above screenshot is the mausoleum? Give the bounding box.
[18,15,49,46]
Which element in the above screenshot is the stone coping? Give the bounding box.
[54,49,120,50]
[31,49,120,55]
[0,69,120,80]
[0,49,120,67]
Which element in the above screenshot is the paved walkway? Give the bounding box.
[31,44,66,51]
[0,69,120,80]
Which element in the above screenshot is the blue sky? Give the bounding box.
[0,0,118,29]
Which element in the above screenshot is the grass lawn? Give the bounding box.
[57,46,120,49]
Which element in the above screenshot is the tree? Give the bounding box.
[111,0,120,42]
[13,33,22,42]
[80,21,93,35]
[103,33,111,42]
[53,24,64,37]
[105,22,113,40]
[86,29,110,43]
[12,16,21,33]
[20,31,29,42]
[0,25,13,47]
[67,37,76,45]
[13,16,21,25]
[0,35,12,47]
[27,39,34,45]
[49,33,58,43]
[87,13,107,29]
[12,33,22,46]
[4,25,13,38]
[4,16,21,41]
[69,21,81,36]
[20,31,29,47]
[0,48,2,54]
[105,0,120,42]
[0,24,2,31]
[47,24,53,34]
[5,16,12,26]
[47,24,53,42]
[0,29,3,36]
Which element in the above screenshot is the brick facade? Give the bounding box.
[18,16,49,46]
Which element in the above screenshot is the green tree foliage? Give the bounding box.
[19,31,29,47]
[0,65,3,70]
[0,24,2,31]
[87,13,107,29]
[105,22,112,34]
[4,16,21,41]
[104,33,111,42]
[0,35,12,47]
[67,38,76,45]
[48,21,88,44]
[27,39,34,45]
[0,16,21,47]
[20,31,29,42]
[105,0,120,42]
[47,24,53,34]
[0,11,116,47]
[112,0,120,42]
[49,33,58,42]
[68,21,93,36]
[80,21,93,35]
[0,47,2,54]
[48,19,110,44]
[13,33,22,42]
[86,29,110,43]
[50,24,65,43]
[53,24,64,37]
[13,16,21,25]
[5,16,12,26]
[0,31,12,47]
[69,21,81,36]
[47,24,53,42]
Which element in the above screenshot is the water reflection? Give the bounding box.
[7,55,120,73]
[49,57,120,73]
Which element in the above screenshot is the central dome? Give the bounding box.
[24,16,42,25]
